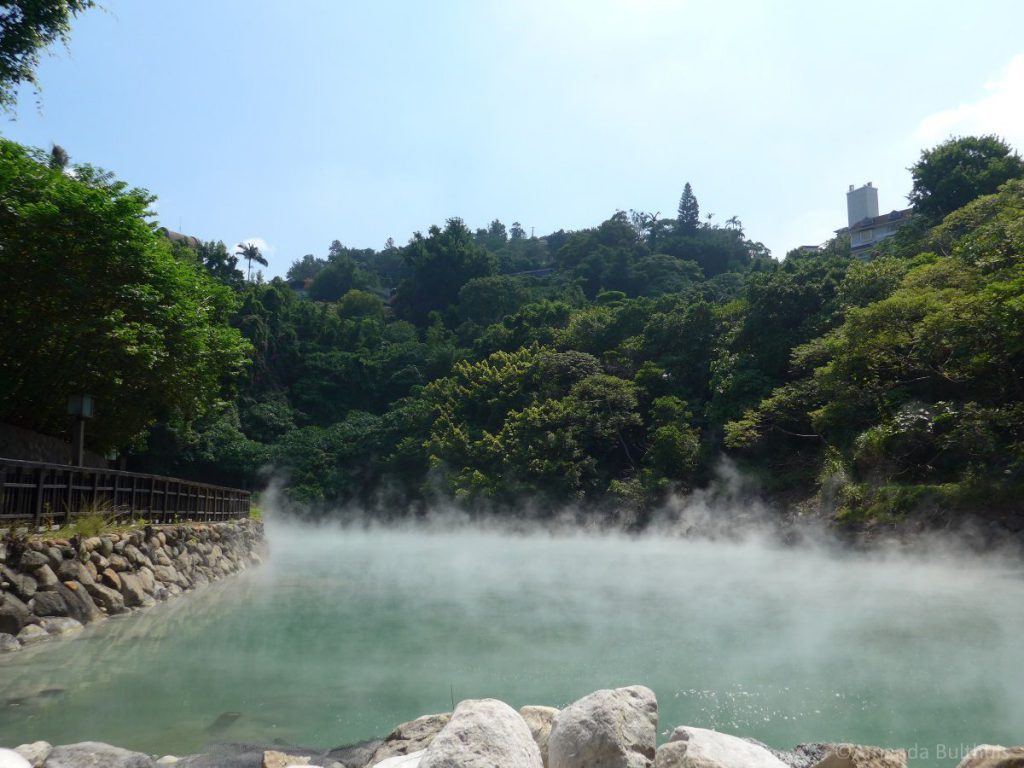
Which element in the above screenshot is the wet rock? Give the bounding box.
[1,565,37,601]
[206,711,242,733]
[326,739,383,768]
[810,744,907,768]
[40,617,84,636]
[124,545,153,569]
[58,582,104,624]
[760,742,831,768]
[371,713,451,764]
[153,564,182,585]
[954,745,1024,768]
[520,706,558,768]
[85,581,127,615]
[89,552,109,569]
[47,741,154,768]
[29,589,68,617]
[17,624,49,645]
[102,568,122,591]
[549,686,657,768]
[0,592,35,634]
[137,566,157,593]
[33,564,59,590]
[57,559,95,587]
[14,741,51,768]
[19,550,49,568]
[420,698,541,768]
[119,572,148,607]
[655,726,788,768]
[0,633,20,652]
[0,748,31,768]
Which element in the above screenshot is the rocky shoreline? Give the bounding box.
[2,686,1020,768]
[0,519,265,652]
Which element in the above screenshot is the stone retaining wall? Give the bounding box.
[0,519,264,652]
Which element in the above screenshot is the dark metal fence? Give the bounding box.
[0,458,250,528]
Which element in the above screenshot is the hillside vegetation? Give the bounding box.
[2,134,1022,526]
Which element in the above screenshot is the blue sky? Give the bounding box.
[4,1,1024,277]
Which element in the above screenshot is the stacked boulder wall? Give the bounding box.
[418,699,542,768]
[955,746,1024,768]
[654,726,789,768]
[548,686,658,768]
[0,521,264,651]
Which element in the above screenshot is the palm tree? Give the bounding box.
[236,242,268,282]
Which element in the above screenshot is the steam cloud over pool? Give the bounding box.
[1,518,1021,766]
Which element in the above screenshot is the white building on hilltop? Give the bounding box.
[836,182,913,257]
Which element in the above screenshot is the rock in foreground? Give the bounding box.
[955,745,1024,768]
[46,742,153,768]
[656,726,789,768]
[418,699,541,768]
[548,685,657,768]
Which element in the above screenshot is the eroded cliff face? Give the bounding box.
[0,519,265,651]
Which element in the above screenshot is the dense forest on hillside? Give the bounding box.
[3,134,1023,526]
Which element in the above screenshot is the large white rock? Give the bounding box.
[549,686,657,768]
[655,727,789,768]
[370,713,451,764]
[46,741,154,768]
[520,706,559,768]
[955,745,1024,768]
[419,698,542,768]
[373,751,425,768]
[13,743,51,768]
[0,748,31,768]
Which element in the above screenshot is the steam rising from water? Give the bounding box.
[2,502,1022,766]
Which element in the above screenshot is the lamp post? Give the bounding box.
[66,394,94,467]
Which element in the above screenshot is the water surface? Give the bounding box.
[1,521,1021,766]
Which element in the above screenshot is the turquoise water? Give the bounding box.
[1,521,1022,765]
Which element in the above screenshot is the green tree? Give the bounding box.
[196,240,243,285]
[236,241,269,282]
[0,0,94,112]
[677,182,700,235]
[286,253,327,282]
[394,218,497,324]
[908,135,1024,221]
[0,139,251,451]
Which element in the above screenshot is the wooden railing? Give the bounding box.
[0,458,250,529]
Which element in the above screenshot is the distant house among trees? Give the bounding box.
[159,227,202,249]
[834,183,912,257]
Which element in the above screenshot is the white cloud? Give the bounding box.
[917,53,1024,150]
[235,236,273,257]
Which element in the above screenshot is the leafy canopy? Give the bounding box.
[0,139,251,451]
[0,0,94,112]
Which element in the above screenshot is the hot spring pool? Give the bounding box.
[1,520,1021,765]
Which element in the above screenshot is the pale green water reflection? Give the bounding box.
[1,522,1021,766]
